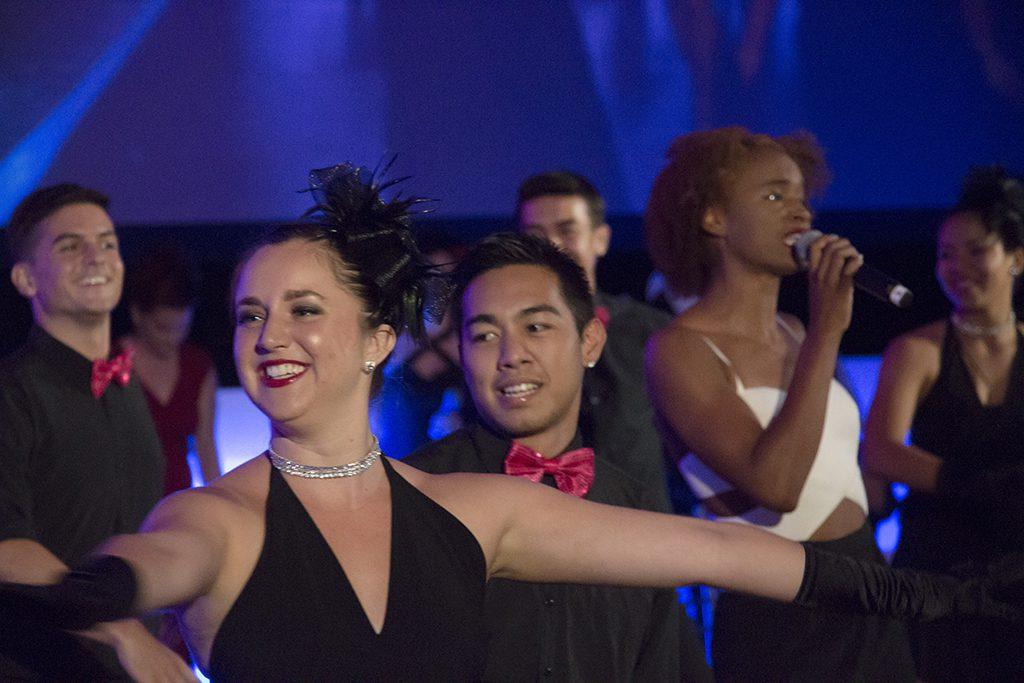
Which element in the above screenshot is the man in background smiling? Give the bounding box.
[0,184,190,680]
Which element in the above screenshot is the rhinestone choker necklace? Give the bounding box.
[267,435,381,479]
[950,311,1017,337]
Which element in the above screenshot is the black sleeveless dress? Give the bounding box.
[207,456,487,681]
[895,324,1024,680]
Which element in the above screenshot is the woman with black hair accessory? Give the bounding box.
[863,166,1024,680]
[1,162,1021,682]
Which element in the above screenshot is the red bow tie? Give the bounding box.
[504,441,595,497]
[91,349,133,399]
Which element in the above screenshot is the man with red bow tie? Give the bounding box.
[407,233,694,681]
[0,185,188,679]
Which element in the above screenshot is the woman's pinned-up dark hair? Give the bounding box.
[233,160,451,340]
[956,165,1024,252]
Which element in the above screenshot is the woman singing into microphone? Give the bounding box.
[644,127,915,680]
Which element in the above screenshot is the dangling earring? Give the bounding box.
[362,360,377,375]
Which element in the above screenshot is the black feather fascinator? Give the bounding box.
[301,160,452,337]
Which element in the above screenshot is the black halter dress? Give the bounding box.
[895,323,1024,680]
[207,456,487,681]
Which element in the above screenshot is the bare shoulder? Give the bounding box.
[883,320,944,369]
[647,310,716,364]
[145,455,268,531]
[396,463,608,531]
[390,460,538,563]
[646,310,738,395]
[391,459,525,509]
[874,320,945,401]
[390,460,557,524]
[902,319,945,345]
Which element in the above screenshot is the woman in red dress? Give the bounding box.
[121,245,220,493]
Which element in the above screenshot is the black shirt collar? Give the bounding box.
[467,421,585,461]
[26,325,97,388]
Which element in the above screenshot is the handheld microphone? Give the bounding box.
[792,230,914,309]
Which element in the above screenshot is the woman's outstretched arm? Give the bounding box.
[482,473,803,596]
[442,472,1021,621]
[0,487,235,680]
[0,487,234,625]
[96,485,236,613]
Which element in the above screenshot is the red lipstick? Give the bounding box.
[258,360,309,388]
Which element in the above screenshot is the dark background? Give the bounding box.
[2,1,1022,222]
[2,1,1022,378]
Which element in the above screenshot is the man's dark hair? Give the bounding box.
[451,232,594,335]
[515,171,606,229]
[5,183,110,264]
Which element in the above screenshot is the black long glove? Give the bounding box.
[0,555,138,631]
[794,544,1024,622]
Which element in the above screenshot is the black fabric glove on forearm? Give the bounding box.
[0,554,138,631]
[936,460,1024,511]
[794,544,1023,622]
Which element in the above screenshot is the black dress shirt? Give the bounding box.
[585,292,673,513]
[0,326,165,563]
[0,327,165,677]
[406,424,680,682]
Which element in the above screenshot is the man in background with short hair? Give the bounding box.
[516,171,675,512]
[0,184,192,680]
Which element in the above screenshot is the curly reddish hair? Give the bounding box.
[644,127,830,296]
